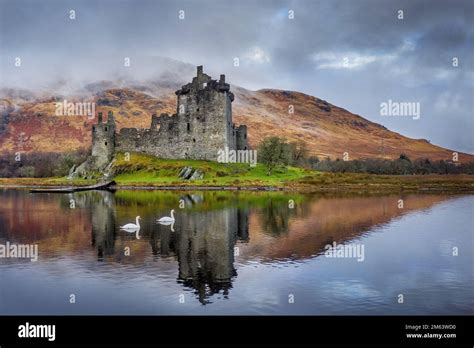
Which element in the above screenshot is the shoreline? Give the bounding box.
[1,180,474,195]
[0,184,283,192]
[1,173,473,194]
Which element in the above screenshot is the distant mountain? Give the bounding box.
[0,63,472,162]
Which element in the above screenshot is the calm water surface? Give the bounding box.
[0,189,472,315]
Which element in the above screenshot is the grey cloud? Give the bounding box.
[0,0,472,152]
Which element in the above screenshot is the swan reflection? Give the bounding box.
[89,191,251,303]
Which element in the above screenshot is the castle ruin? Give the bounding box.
[72,66,248,178]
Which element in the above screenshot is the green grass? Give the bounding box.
[1,152,473,193]
[113,152,310,186]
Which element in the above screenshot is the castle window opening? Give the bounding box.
[105,141,107,146]
[105,127,107,131]
[187,123,190,132]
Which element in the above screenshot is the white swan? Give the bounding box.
[157,209,175,223]
[120,216,141,230]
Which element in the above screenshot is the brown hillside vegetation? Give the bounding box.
[0,83,472,162]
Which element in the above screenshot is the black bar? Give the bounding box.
[0,316,472,346]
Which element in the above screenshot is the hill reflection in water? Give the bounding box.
[0,189,471,314]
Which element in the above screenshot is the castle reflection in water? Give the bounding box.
[1,188,468,314]
[88,191,249,304]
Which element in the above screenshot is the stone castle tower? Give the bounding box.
[91,111,116,168]
[100,65,249,161]
[172,65,247,157]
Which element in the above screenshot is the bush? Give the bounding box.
[258,136,292,175]
[17,165,36,177]
[310,154,474,175]
[0,150,88,178]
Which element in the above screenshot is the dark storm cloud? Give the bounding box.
[269,0,472,76]
[0,0,472,152]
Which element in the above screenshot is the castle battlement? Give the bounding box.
[176,66,233,98]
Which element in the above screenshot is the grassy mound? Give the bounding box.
[112,152,310,186]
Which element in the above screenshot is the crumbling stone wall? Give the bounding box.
[236,125,248,151]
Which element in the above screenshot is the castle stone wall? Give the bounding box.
[94,66,248,163]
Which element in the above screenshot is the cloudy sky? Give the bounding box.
[1,0,473,153]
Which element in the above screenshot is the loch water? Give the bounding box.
[0,189,472,315]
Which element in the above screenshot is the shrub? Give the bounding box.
[258,136,291,175]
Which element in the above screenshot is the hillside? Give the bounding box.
[0,77,472,163]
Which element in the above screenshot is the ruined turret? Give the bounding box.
[91,111,116,168]
[69,110,117,179]
[107,110,115,126]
